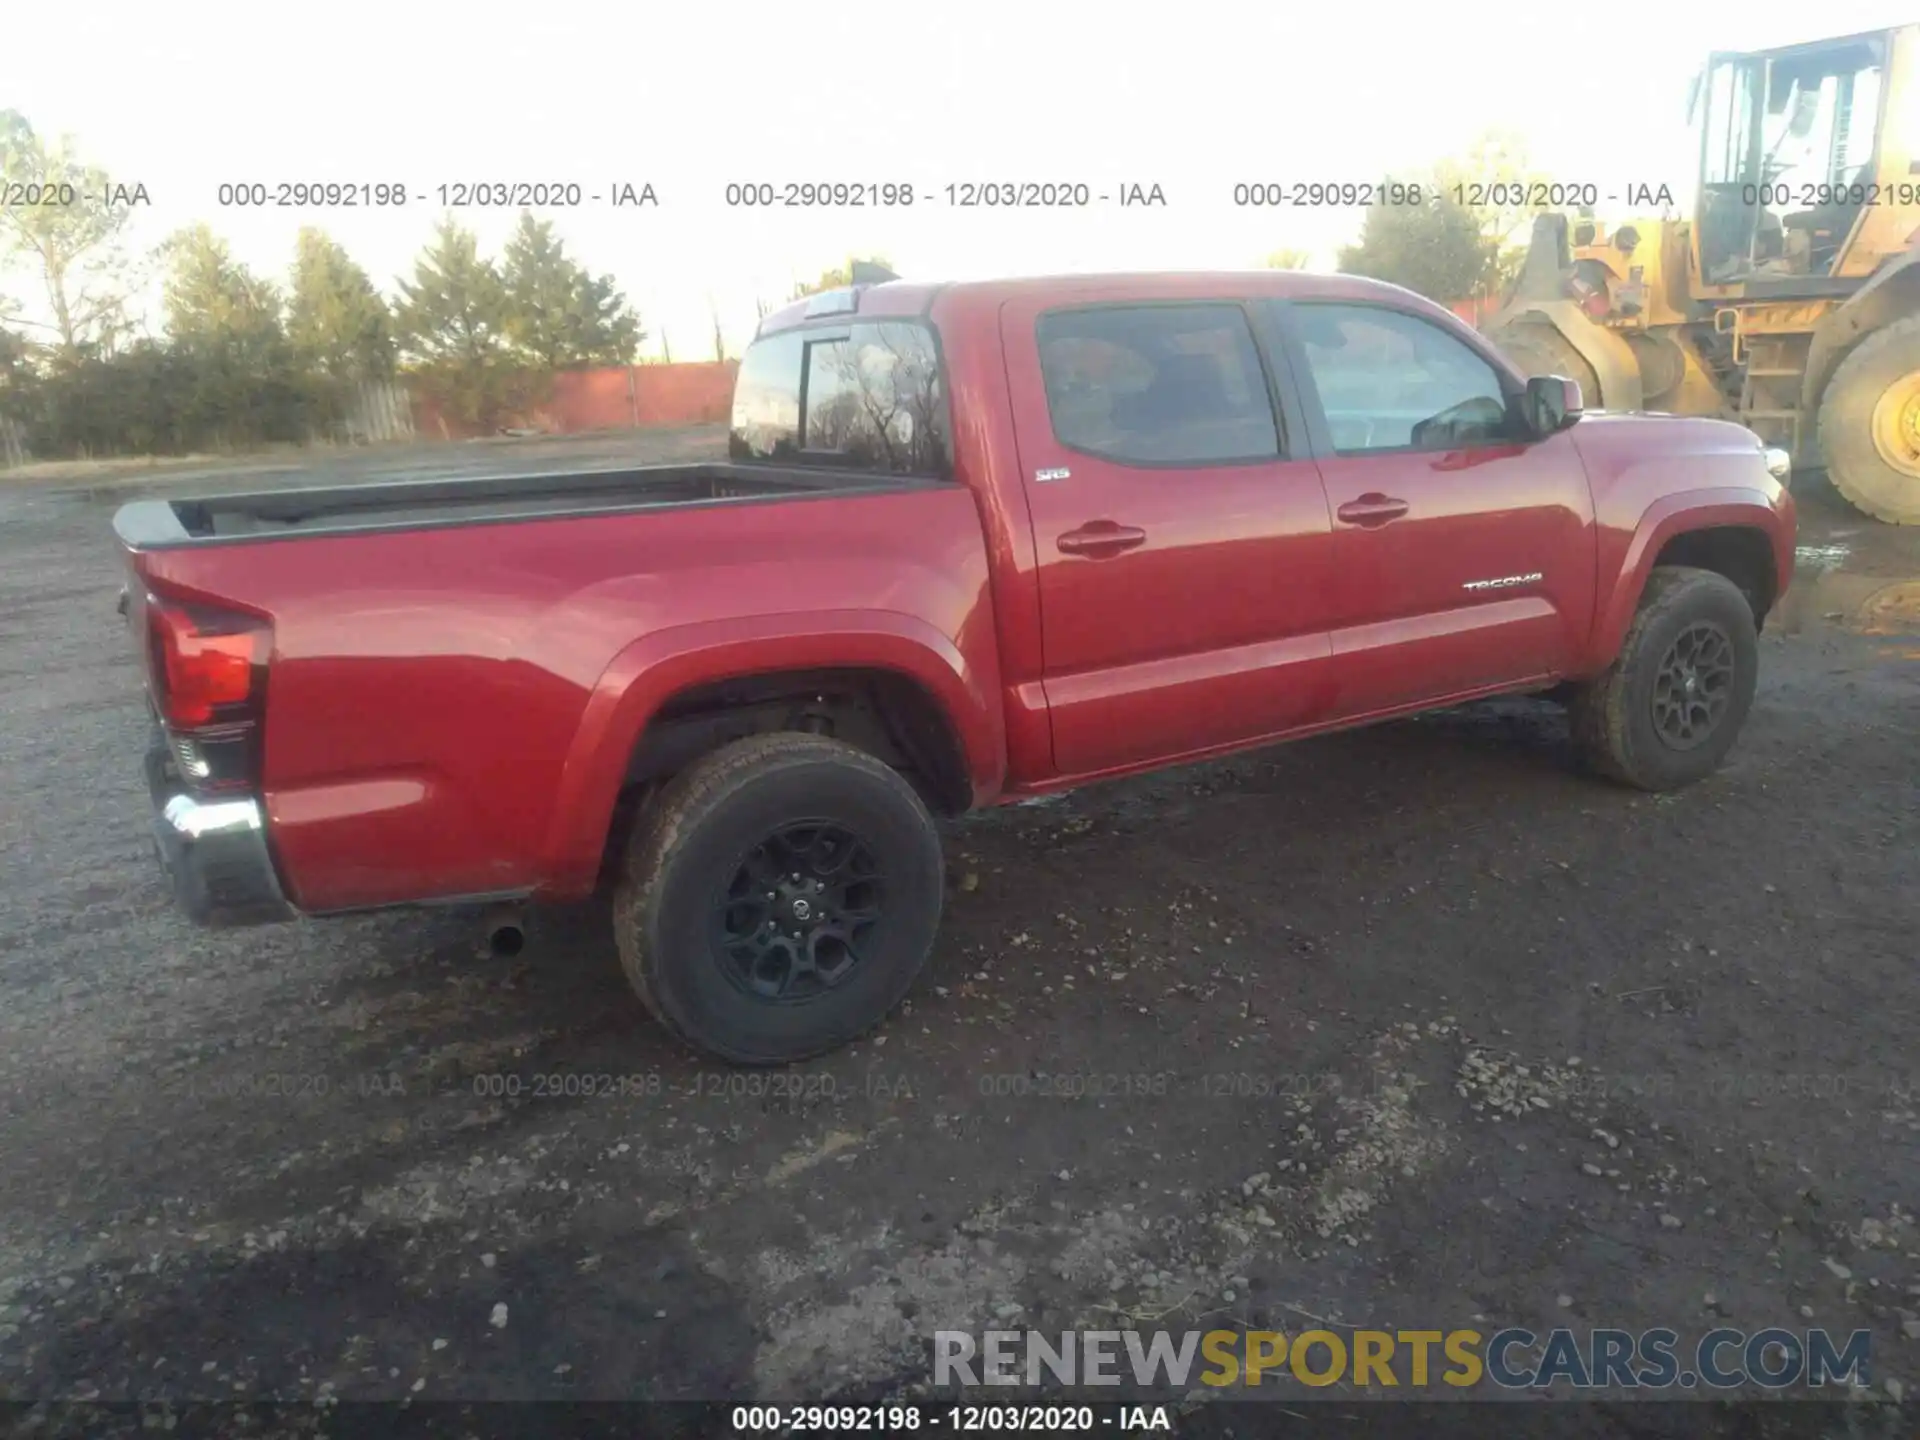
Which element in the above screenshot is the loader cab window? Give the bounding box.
[1696,40,1886,281]
[1698,57,1765,281]
[729,321,951,477]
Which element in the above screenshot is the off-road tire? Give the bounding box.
[1817,313,1920,525]
[612,733,944,1065]
[1569,566,1759,791]
[1486,315,1603,408]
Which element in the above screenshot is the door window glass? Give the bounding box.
[1289,304,1516,452]
[1036,305,1280,464]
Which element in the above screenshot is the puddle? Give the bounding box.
[1795,543,1853,570]
[1785,567,1920,637]
[1783,505,1920,637]
[1855,580,1920,636]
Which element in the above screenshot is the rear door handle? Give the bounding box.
[1336,494,1409,527]
[1058,522,1147,557]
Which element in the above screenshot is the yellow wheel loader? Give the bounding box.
[1485,24,1920,523]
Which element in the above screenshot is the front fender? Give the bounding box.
[537,609,1006,899]
[1591,489,1793,668]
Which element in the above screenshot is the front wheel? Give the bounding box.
[1818,313,1920,525]
[1568,566,1759,792]
[612,733,945,1065]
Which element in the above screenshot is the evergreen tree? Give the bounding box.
[287,228,394,382]
[500,212,641,369]
[164,223,283,352]
[161,224,303,445]
[394,217,514,428]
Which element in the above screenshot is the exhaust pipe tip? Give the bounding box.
[480,902,528,958]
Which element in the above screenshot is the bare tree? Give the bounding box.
[0,111,140,358]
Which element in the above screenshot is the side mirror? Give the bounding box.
[1523,374,1584,436]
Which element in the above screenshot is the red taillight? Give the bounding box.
[147,602,267,730]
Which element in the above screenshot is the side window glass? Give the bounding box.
[730,322,949,476]
[1290,304,1515,453]
[1036,305,1280,464]
[801,325,949,475]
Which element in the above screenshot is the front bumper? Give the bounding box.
[145,731,296,925]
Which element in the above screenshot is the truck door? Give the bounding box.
[999,294,1341,777]
[1270,299,1598,718]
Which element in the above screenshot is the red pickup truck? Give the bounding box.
[115,270,1796,1064]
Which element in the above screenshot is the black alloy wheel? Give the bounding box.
[1567,565,1759,792]
[1649,620,1735,751]
[714,821,885,1001]
[612,733,945,1065]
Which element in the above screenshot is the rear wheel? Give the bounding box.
[1569,566,1759,792]
[612,733,944,1065]
[1818,314,1920,525]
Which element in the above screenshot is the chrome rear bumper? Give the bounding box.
[145,731,296,925]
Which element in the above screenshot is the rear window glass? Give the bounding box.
[729,321,950,477]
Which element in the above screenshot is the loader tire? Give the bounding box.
[1487,315,1603,409]
[1818,314,1920,525]
[1569,566,1758,792]
[612,733,944,1066]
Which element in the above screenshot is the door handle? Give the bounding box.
[1057,522,1147,557]
[1336,493,1409,527]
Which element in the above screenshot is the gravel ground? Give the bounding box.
[0,437,1916,1437]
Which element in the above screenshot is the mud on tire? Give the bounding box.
[611,733,944,1065]
[1568,565,1759,792]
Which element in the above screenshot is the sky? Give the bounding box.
[5,0,1915,360]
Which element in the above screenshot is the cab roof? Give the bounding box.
[753,269,1446,339]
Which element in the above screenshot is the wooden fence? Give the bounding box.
[339,380,415,444]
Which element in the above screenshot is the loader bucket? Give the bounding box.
[1506,213,1575,304]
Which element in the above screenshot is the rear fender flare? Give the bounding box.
[538,610,1004,898]
[1592,491,1789,667]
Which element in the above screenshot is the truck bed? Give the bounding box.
[112,461,934,549]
